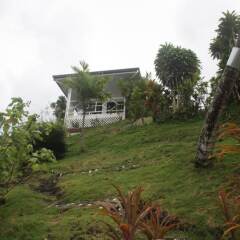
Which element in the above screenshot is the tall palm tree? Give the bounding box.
[210,11,240,72]
[209,11,240,100]
[195,33,240,168]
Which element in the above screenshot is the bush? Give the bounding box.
[33,122,67,159]
[0,98,56,202]
[98,185,179,240]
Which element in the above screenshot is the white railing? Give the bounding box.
[66,112,124,128]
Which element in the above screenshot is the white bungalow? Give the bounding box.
[53,68,140,129]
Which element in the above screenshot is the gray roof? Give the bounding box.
[53,67,140,99]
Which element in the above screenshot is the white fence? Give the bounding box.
[65,112,124,128]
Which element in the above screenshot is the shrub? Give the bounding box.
[98,185,179,240]
[140,205,179,240]
[145,80,172,123]
[0,98,55,203]
[33,122,67,159]
[31,148,56,164]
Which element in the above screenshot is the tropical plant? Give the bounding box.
[195,32,240,168]
[210,11,240,73]
[154,43,200,113]
[118,72,142,118]
[99,185,151,240]
[209,11,240,108]
[50,95,66,121]
[219,190,240,240]
[145,80,171,123]
[128,76,149,124]
[63,61,110,150]
[140,205,179,240]
[0,98,55,204]
[98,185,179,240]
[213,123,240,238]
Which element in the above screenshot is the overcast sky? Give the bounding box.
[0,0,239,114]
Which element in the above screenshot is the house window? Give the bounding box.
[86,102,95,113]
[86,101,102,114]
[95,102,102,113]
[116,101,124,111]
[107,101,116,113]
[107,100,124,113]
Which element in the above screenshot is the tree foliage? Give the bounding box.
[63,61,110,150]
[154,43,201,114]
[118,72,142,118]
[210,11,240,72]
[192,78,209,112]
[145,79,172,122]
[154,43,200,91]
[209,11,240,108]
[64,61,110,120]
[128,77,148,123]
[209,11,240,104]
[50,96,66,121]
[0,98,55,202]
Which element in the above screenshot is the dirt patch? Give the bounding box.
[35,173,64,198]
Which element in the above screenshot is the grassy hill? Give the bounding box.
[1,119,240,240]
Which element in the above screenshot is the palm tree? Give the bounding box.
[210,11,240,72]
[195,33,240,168]
[64,61,109,150]
[210,11,240,100]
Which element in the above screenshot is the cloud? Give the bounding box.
[0,0,239,113]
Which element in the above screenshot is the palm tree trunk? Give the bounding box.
[195,35,240,168]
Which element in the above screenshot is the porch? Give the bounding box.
[64,97,126,128]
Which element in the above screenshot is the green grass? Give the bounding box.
[1,119,240,239]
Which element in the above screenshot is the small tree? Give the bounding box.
[118,72,141,118]
[128,85,147,124]
[64,61,109,150]
[50,95,66,121]
[145,80,172,122]
[127,75,150,124]
[0,98,55,204]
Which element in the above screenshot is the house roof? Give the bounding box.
[53,67,140,98]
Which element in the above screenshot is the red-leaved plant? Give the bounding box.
[215,123,240,159]
[98,185,151,240]
[98,185,179,240]
[140,205,179,240]
[219,190,240,240]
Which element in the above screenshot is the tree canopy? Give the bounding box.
[64,61,109,114]
[210,10,240,72]
[154,43,200,91]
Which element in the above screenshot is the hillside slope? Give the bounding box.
[1,119,240,240]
